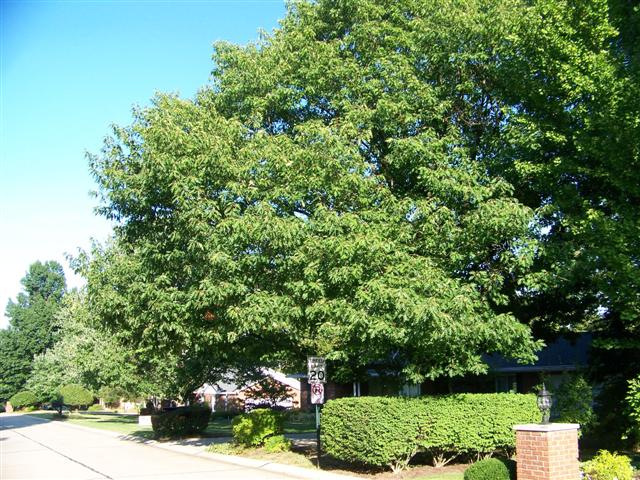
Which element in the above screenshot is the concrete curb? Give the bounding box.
[23,414,357,480]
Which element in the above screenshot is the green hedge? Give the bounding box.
[464,458,516,480]
[151,405,211,438]
[232,409,284,447]
[420,394,539,464]
[9,391,38,410]
[321,394,539,471]
[321,397,429,472]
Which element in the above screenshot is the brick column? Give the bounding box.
[513,423,580,480]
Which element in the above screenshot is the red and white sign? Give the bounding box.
[311,383,325,404]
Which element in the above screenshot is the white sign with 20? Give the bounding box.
[307,356,326,384]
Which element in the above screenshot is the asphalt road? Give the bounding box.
[0,414,304,480]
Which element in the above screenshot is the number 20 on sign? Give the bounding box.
[307,356,326,383]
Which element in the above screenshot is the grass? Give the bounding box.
[208,442,315,469]
[413,474,464,480]
[27,412,154,439]
[27,412,315,440]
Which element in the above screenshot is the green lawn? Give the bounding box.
[27,412,315,439]
[413,474,464,480]
[27,412,154,438]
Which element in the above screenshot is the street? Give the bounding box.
[0,414,312,480]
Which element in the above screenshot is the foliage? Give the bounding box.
[85,0,553,386]
[582,450,633,480]
[263,434,292,453]
[0,261,66,400]
[322,397,428,472]
[419,394,539,465]
[463,458,515,480]
[58,384,94,409]
[87,404,103,412]
[98,386,134,407]
[624,375,640,446]
[553,374,595,431]
[150,405,211,438]
[26,292,153,403]
[9,391,38,410]
[321,394,538,471]
[232,409,284,447]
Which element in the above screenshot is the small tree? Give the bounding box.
[58,384,93,410]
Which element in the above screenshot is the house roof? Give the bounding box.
[484,333,592,373]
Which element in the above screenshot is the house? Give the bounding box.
[195,369,303,412]
[296,334,592,407]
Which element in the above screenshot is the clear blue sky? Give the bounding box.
[0,0,286,327]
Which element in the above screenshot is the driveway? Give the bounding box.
[0,414,342,480]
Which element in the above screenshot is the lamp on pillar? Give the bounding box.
[537,383,552,424]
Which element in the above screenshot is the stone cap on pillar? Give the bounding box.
[513,423,580,432]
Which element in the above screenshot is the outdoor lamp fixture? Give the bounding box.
[537,383,552,424]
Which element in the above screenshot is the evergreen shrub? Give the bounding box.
[321,394,538,471]
[9,391,38,410]
[88,404,103,412]
[582,450,633,480]
[463,458,516,480]
[151,405,211,438]
[58,384,94,409]
[232,408,284,447]
[420,393,539,463]
[321,397,429,472]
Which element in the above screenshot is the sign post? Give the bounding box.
[308,356,326,469]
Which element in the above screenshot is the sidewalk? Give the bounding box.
[20,413,355,480]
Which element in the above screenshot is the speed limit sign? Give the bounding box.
[307,356,326,383]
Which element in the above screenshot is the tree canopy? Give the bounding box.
[0,261,67,400]
[87,0,638,387]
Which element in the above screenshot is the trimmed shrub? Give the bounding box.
[151,405,211,438]
[263,434,292,453]
[582,450,633,480]
[232,409,284,447]
[9,391,38,410]
[88,404,103,412]
[321,397,429,473]
[58,384,93,409]
[464,458,516,480]
[321,394,538,472]
[419,394,539,465]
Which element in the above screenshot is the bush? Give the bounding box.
[463,458,516,480]
[321,397,429,473]
[625,375,640,446]
[87,404,103,412]
[419,394,539,465]
[9,391,38,410]
[582,450,633,480]
[263,434,292,453]
[554,374,595,431]
[232,409,284,447]
[321,394,539,472]
[58,384,93,409]
[151,405,211,438]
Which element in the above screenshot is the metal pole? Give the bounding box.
[315,404,321,468]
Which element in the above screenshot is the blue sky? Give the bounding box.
[0,0,286,327]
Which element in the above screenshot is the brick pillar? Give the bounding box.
[514,423,580,480]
